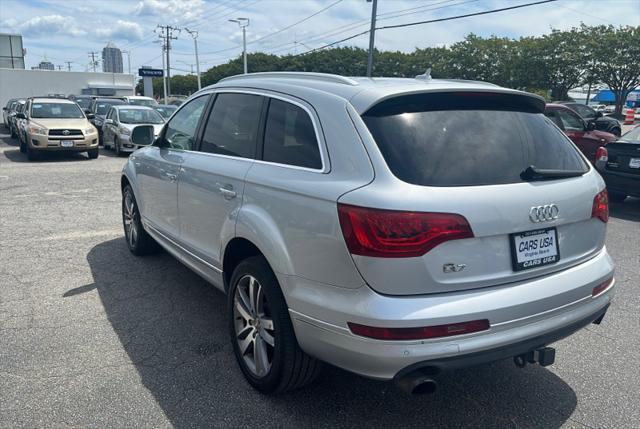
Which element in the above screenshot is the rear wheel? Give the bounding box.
[609,192,626,203]
[122,185,160,255]
[228,256,322,394]
[10,126,16,138]
[19,140,26,153]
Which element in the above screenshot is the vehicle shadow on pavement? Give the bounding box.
[609,197,640,222]
[84,238,578,428]
[3,148,91,163]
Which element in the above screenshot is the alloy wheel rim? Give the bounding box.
[123,192,138,248]
[233,275,275,377]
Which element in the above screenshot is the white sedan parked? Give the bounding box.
[102,105,165,155]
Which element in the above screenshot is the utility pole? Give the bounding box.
[122,50,131,74]
[152,39,168,103]
[88,51,99,72]
[366,0,378,78]
[229,18,249,74]
[65,61,72,71]
[184,28,201,90]
[156,25,179,96]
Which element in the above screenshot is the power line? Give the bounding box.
[296,0,560,57]
[260,0,475,57]
[196,0,343,56]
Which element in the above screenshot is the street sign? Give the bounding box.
[138,68,163,77]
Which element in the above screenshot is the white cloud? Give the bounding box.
[5,14,86,37]
[95,20,144,42]
[134,0,204,21]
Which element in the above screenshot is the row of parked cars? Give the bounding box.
[2,95,178,160]
[542,102,639,202]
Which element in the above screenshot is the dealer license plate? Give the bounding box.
[60,140,74,147]
[629,158,640,169]
[510,227,559,272]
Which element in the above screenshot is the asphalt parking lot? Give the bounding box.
[0,130,639,428]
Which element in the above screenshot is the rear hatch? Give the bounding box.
[339,91,608,296]
[603,139,640,176]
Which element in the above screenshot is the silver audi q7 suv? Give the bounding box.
[121,72,615,395]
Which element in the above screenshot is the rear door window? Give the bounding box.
[200,93,263,159]
[362,92,588,187]
[556,109,585,132]
[262,99,322,169]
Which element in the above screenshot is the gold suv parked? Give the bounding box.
[17,97,99,161]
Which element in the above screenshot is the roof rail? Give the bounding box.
[220,72,360,86]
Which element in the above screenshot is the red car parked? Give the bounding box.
[544,103,617,162]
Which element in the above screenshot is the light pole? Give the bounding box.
[366,0,378,77]
[184,28,201,90]
[229,18,249,74]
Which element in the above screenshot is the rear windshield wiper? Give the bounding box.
[520,165,586,181]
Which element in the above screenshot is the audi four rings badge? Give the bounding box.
[529,204,559,223]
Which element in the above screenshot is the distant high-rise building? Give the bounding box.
[102,42,123,73]
[31,60,54,70]
[0,33,25,69]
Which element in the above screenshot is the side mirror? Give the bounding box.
[105,118,114,125]
[16,113,26,119]
[2,107,6,111]
[86,113,95,120]
[84,109,92,114]
[595,111,603,118]
[587,121,596,131]
[130,125,155,146]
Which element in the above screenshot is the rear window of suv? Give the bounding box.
[362,92,588,187]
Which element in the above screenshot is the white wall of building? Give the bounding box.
[0,68,135,107]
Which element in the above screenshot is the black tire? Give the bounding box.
[609,192,626,203]
[228,256,322,394]
[26,145,38,161]
[122,185,160,255]
[10,126,16,139]
[88,148,99,159]
[19,140,26,153]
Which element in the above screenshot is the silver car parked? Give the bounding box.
[103,105,165,156]
[121,72,615,395]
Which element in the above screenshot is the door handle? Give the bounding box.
[165,173,177,182]
[219,187,237,200]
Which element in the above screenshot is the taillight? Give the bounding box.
[592,278,614,297]
[595,146,608,163]
[337,203,474,258]
[348,319,490,341]
[591,189,609,223]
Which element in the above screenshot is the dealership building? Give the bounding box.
[0,33,134,107]
[0,68,135,107]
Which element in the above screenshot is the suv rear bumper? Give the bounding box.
[283,247,614,380]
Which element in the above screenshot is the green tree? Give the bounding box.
[534,28,590,100]
[585,25,640,115]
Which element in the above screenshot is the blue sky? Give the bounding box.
[1,0,638,74]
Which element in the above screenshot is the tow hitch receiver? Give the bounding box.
[514,347,556,368]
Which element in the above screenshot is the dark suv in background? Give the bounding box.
[559,101,622,136]
[86,98,126,142]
